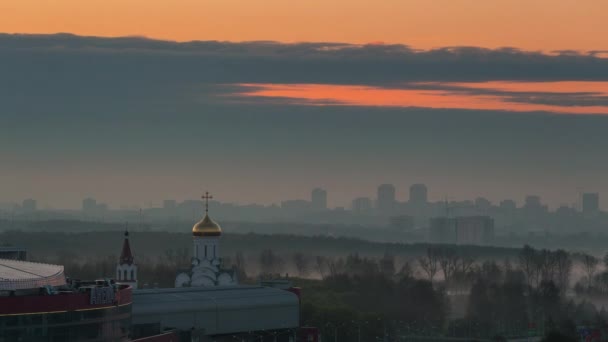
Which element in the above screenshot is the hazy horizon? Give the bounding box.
[2,33,608,210]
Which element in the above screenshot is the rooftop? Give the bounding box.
[0,259,66,291]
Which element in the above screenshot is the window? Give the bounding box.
[123,270,128,280]
[131,270,135,280]
[204,245,207,258]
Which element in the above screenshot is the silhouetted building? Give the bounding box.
[377,184,396,215]
[163,199,177,210]
[352,197,372,214]
[311,188,328,211]
[389,215,415,230]
[281,200,311,212]
[455,216,494,245]
[82,197,97,212]
[429,216,494,245]
[582,193,600,217]
[499,199,516,211]
[429,217,457,244]
[523,195,548,217]
[474,197,491,213]
[21,198,37,212]
[409,184,428,205]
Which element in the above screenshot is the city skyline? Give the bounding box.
[2,184,602,212]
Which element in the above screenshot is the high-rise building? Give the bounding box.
[352,197,372,214]
[429,216,494,245]
[82,197,97,212]
[429,217,457,244]
[311,188,328,211]
[499,199,517,211]
[524,195,541,208]
[377,184,396,215]
[474,197,492,212]
[523,195,547,217]
[582,193,600,216]
[455,216,494,245]
[163,200,177,210]
[21,199,37,212]
[409,184,428,204]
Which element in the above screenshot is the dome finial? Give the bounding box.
[201,191,213,215]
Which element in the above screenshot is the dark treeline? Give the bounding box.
[5,229,608,339]
[0,229,518,261]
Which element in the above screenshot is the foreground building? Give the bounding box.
[0,259,133,341]
[131,285,301,341]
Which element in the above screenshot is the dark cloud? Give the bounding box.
[1,33,608,88]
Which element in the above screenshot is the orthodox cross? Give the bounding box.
[201,192,213,214]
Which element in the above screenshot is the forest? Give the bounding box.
[3,229,608,340]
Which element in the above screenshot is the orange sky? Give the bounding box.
[236,81,608,115]
[1,0,607,52]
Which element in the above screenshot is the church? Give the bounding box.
[174,192,238,287]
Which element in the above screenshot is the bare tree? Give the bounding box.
[582,253,599,289]
[553,249,572,293]
[519,245,539,288]
[437,248,459,285]
[379,252,396,277]
[293,252,309,277]
[234,251,247,280]
[259,249,284,276]
[418,247,440,283]
[315,256,327,279]
[397,260,415,279]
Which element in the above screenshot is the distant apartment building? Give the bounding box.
[163,200,177,210]
[280,200,311,212]
[582,193,600,217]
[389,215,415,231]
[311,188,328,211]
[429,216,494,245]
[352,197,372,214]
[82,197,97,212]
[499,199,517,211]
[523,195,548,217]
[377,184,396,215]
[429,217,457,244]
[21,199,37,212]
[409,184,428,205]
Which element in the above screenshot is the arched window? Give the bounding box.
[213,245,216,258]
[204,245,208,258]
[117,269,121,280]
[124,270,128,280]
[131,270,135,280]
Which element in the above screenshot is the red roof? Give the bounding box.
[120,231,134,265]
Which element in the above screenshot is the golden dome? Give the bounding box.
[192,214,222,237]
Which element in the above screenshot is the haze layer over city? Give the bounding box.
[2,1,608,341]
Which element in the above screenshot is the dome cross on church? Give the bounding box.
[192,191,222,237]
[202,191,212,214]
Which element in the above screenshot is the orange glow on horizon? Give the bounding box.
[234,82,608,115]
[1,0,608,53]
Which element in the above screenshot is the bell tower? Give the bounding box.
[116,227,138,289]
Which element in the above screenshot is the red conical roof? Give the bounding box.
[120,230,134,265]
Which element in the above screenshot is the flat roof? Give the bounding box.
[132,285,300,335]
